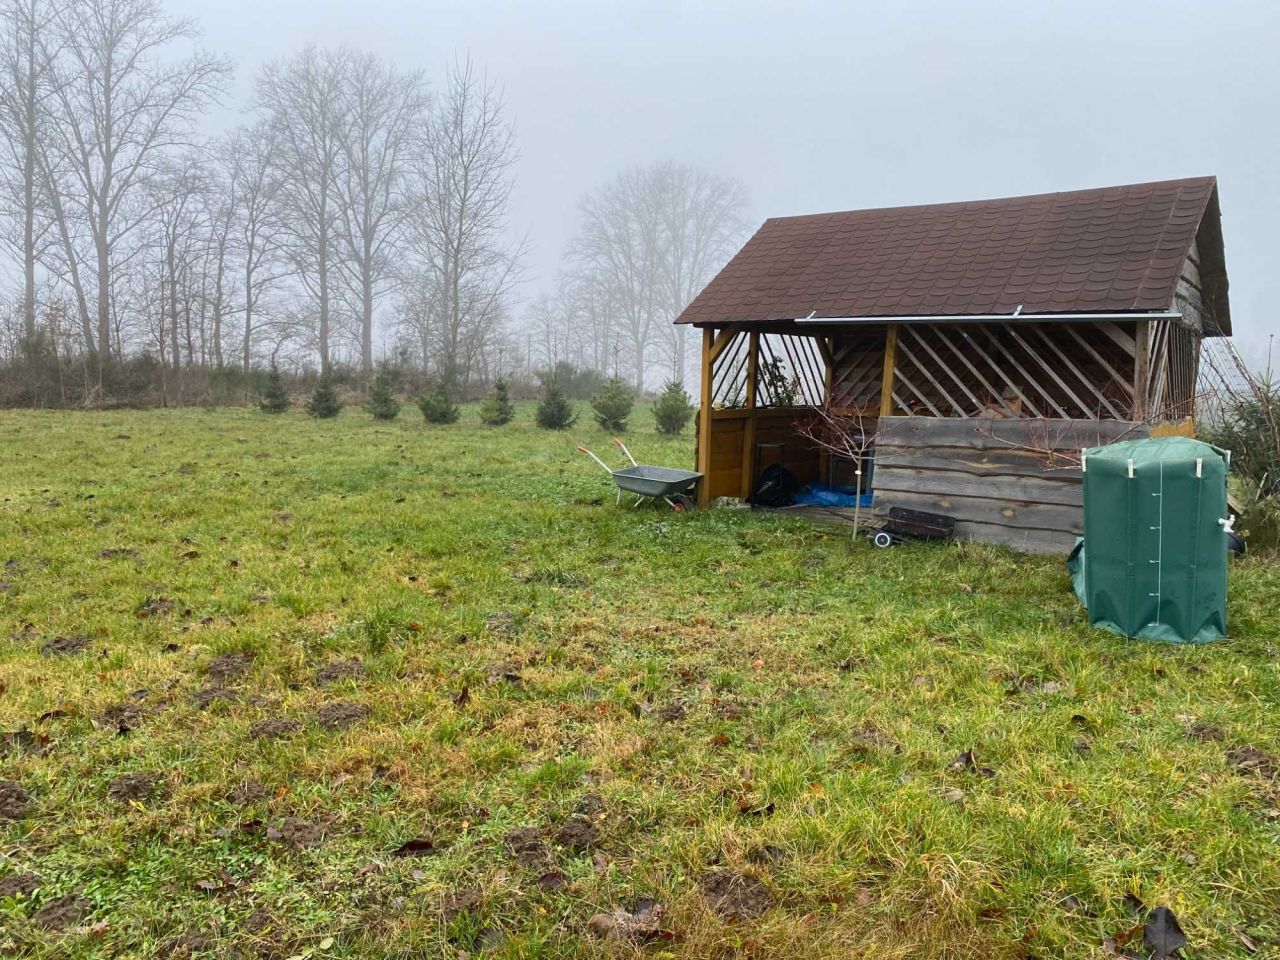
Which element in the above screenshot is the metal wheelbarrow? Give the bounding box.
[577,438,702,511]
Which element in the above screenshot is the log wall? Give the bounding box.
[872,416,1151,554]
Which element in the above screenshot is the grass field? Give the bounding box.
[1,405,1278,959]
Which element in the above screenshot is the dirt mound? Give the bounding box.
[267,817,326,847]
[0,871,42,897]
[191,686,240,709]
[32,894,89,930]
[227,780,270,806]
[700,870,774,920]
[249,717,300,741]
[108,773,157,803]
[0,780,31,819]
[206,652,253,682]
[41,635,90,657]
[315,702,370,728]
[506,826,552,869]
[555,817,597,851]
[314,660,366,685]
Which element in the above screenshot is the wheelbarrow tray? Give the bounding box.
[612,465,702,498]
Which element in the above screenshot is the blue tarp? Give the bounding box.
[792,484,873,508]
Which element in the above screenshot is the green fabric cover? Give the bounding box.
[1069,436,1229,643]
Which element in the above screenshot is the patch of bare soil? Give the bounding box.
[100,702,144,733]
[31,894,89,931]
[439,887,483,921]
[266,817,326,847]
[227,780,270,806]
[136,595,175,618]
[555,817,597,851]
[314,660,366,685]
[0,871,42,898]
[506,827,552,869]
[108,772,158,803]
[1187,721,1226,742]
[1,729,48,756]
[98,547,137,560]
[586,899,664,942]
[536,869,569,891]
[192,686,240,709]
[249,717,301,741]
[40,635,90,657]
[0,780,31,818]
[315,702,370,729]
[206,652,253,683]
[700,870,774,920]
[1229,746,1280,780]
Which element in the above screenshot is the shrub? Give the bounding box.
[536,379,577,430]
[258,364,290,414]
[653,380,695,435]
[590,377,634,432]
[367,370,400,421]
[418,389,459,424]
[306,377,342,418]
[478,378,515,426]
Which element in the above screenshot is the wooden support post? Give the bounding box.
[879,325,898,417]
[697,327,714,507]
[740,331,759,499]
[1132,320,1150,421]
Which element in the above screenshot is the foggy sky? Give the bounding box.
[172,0,1278,356]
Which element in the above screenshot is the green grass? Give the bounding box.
[1,404,1278,959]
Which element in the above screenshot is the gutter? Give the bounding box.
[793,310,1183,325]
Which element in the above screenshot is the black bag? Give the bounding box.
[750,464,799,507]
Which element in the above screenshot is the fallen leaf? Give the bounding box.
[392,838,437,857]
[1144,906,1187,959]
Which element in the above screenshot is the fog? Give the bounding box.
[172,0,1278,355]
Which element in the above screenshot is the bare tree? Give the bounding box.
[217,122,284,372]
[402,56,522,391]
[333,51,424,378]
[794,404,879,536]
[0,0,56,341]
[568,162,745,390]
[256,45,348,374]
[40,0,230,361]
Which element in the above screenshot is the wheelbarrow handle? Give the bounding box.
[613,437,638,466]
[576,445,614,474]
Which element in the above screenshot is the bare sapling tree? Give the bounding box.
[333,51,425,379]
[794,403,879,537]
[41,0,229,364]
[256,45,346,374]
[404,55,522,392]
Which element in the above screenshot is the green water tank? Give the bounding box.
[1068,436,1231,643]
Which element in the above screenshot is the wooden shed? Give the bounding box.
[677,176,1231,552]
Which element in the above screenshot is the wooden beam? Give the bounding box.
[879,325,899,416]
[740,331,759,499]
[708,324,741,366]
[697,327,714,507]
[1132,320,1151,420]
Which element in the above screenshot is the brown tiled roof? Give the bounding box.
[677,177,1227,329]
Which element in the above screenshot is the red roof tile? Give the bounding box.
[676,177,1222,326]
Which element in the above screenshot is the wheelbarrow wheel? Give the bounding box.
[672,494,694,512]
[872,531,895,549]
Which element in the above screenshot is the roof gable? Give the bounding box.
[676,177,1227,329]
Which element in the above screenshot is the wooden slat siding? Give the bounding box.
[872,416,1151,554]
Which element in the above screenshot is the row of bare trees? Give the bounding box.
[0,0,521,404]
[525,162,749,391]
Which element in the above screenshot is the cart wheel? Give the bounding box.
[872,531,894,549]
[672,494,693,513]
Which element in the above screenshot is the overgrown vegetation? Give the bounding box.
[478,379,515,426]
[418,388,460,424]
[652,380,695,436]
[1,408,1278,959]
[536,379,577,430]
[305,377,343,419]
[590,377,634,432]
